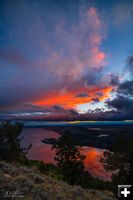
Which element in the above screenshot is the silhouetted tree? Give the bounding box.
[0,121,31,163]
[101,136,133,196]
[53,133,86,185]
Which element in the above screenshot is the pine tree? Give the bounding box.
[0,121,31,163]
[101,136,133,196]
[53,133,86,185]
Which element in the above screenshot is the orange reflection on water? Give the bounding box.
[83,147,111,180]
[21,128,111,180]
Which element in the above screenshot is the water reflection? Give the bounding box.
[21,128,57,163]
[21,128,110,180]
[83,147,111,180]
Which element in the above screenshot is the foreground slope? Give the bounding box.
[0,161,115,200]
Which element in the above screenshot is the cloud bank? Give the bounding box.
[0,0,132,120]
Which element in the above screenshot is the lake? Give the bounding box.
[21,127,111,180]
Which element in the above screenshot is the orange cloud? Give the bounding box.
[33,85,112,109]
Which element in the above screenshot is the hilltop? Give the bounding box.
[0,161,115,200]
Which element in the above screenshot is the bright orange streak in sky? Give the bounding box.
[33,86,112,109]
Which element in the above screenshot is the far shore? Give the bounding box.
[40,124,133,150]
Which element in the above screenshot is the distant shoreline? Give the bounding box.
[22,120,133,128]
[40,124,133,150]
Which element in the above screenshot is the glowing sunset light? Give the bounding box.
[84,148,111,180]
[0,0,132,121]
[34,86,112,110]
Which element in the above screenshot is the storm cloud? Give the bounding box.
[0,0,133,120]
[105,54,133,119]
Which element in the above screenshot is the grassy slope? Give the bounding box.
[0,161,116,200]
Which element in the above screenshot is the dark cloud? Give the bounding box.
[96,92,103,97]
[0,104,80,121]
[92,98,100,103]
[52,105,66,112]
[0,47,29,67]
[109,73,120,86]
[105,54,133,119]
[118,80,133,96]
[126,55,133,74]
[106,95,133,113]
[76,92,89,98]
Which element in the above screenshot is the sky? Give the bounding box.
[0,0,133,120]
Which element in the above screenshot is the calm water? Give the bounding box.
[24,120,133,127]
[21,127,111,180]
